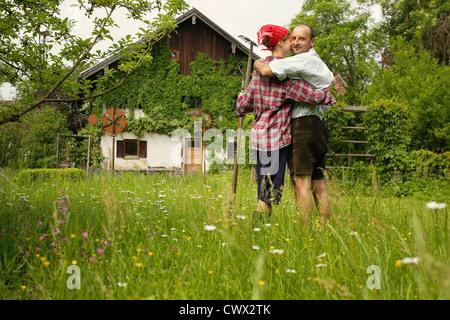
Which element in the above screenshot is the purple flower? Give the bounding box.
[36,247,41,252]
[89,256,96,262]
[97,248,104,254]
[81,231,88,239]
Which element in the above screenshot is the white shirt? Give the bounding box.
[269,48,334,119]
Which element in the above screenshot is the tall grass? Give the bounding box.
[0,168,448,300]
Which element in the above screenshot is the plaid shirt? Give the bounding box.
[236,56,336,151]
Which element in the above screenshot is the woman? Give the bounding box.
[236,24,335,225]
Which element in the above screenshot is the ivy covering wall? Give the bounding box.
[89,41,248,137]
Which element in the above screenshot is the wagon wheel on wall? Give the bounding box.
[102,108,127,136]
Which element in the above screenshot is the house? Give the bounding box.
[79,8,260,174]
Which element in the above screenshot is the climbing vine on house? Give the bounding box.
[88,41,248,138]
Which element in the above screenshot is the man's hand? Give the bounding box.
[254,59,275,78]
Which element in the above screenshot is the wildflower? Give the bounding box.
[286,269,297,273]
[253,228,261,232]
[148,252,153,257]
[71,260,77,265]
[117,282,127,287]
[207,270,213,275]
[315,264,327,268]
[204,225,216,231]
[401,257,420,265]
[236,215,246,220]
[315,252,326,259]
[21,285,26,291]
[39,234,47,241]
[274,269,280,274]
[97,248,104,254]
[135,263,142,268]
[36,247,41,252]
[395,260,403,268]
[70,234,75,239]
[349,231,358,236]
[89,256,96,262]
[269,249,284,255]
[257,280,265,286]
[426,201,447,210]
[252,245,260,250]
[81,232,88,239]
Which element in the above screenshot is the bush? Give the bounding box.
[362,99,412,180]
[17,168,86,183]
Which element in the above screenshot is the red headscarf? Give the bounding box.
[257,24,290,51]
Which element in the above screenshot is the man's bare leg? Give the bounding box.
[312,179,330,222]
[291,174,313,225]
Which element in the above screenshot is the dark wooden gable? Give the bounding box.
[167,14,247,75]
[79,8,259,80]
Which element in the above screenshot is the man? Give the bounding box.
[254,24,334,223]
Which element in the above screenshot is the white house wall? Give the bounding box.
[100,107,227,172]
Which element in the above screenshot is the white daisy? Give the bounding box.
[426,201,447,209]
[401,257,420,265]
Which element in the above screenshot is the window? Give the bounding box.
[171,50,179,61]
[117,140,147,158]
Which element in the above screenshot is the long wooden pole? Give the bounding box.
[230,42,253,214]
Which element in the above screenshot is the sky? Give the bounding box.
[1,0,382,100]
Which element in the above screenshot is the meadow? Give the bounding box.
[0,168,448,300]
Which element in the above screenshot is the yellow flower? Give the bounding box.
[148,252,153,257]
[274,269,280,274]
[136,249,142,253]
[207,270,213,275]
[21,285,26,291]
[395,260,402,268]
[40,256,47,262]
[135,263,142,268]
[257,280,265,286]
[35,254,40,258]
[70,234,75,239]
[132,256,137,260]
[43,261,50,267]
[307,277,312,281]
[71,260,77,265]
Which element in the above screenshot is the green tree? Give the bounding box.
[0,0,188,126]
[290,0,380,104]
[376,0,449,65]
[363,37,450,152]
